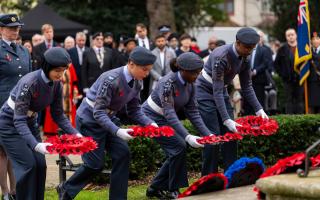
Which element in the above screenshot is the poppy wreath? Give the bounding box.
[197,133,243,145]
[178,173,228,198]
[254,152,309,200]
[45,134,98,155]
[197,116,279,145]
[235,116,279,136]
[224,157,265,188]
[129,125,175,137]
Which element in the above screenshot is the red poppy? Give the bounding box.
[129,125,174,138]
[45,134,97,155]
[119,90,124,97]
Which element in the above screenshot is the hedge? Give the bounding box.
[102,114,320,180]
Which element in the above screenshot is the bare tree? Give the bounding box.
[146,0,176,40]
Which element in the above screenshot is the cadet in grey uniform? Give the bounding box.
[58,47,157,200]
[143,52,210,199]
[0,47,81,200]
[196,27,269,176]
[0,13,31,200]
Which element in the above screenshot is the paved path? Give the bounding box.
[45,155,257,199]
[45,154,82,188]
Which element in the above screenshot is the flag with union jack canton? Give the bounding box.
[294,0,312,85]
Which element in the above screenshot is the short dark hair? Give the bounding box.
[179,33,192,42]
[136,23,146,29]
[154,34,165,41]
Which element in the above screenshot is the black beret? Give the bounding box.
[177,52,204,70]
[44,47,71,67]
[92,32,103,39]
[0,14,24,27]
[129,46,156,65]
[168,33,179,41]
[236,27,260,45]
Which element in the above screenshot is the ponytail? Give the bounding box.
[169,58,179,72]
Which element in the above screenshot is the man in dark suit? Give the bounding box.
[81,32,118,94]
[32,24,58,70]
[243,31,274,115]
[68,32,88,95]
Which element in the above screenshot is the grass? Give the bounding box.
[45,184,149,200]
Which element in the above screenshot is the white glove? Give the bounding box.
[185,135,204,148]
[83,88,89,94]
[223,119,242,133]
[150,122,159,128]
[256,109,269,119]
[34,143,52,155]
[75,133,83,138]
[116,128,134,141]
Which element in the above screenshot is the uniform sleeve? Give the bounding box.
[160,80,189,138]
[93,80,120,135]
[239,61,263,112]
[127,91,153,126]
[50,83,79,134]
[13,83,38,149]
[211,58,230,122]
[184,86,211,136]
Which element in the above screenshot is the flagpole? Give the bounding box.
[304,80,309,114]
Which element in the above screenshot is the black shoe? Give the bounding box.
[146,186,169,199]
[166,190,180,199]
[56,183,72,200]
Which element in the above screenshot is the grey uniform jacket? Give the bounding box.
[0,70,78,149]
[77,66,153,135]
[142,72,211,138]
[196,44,262,121]
[0,40,32,106]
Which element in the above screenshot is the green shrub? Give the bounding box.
[101,114,320,181]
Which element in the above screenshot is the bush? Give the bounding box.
[103,114,320,180]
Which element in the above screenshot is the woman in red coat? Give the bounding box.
[43,63,82,134]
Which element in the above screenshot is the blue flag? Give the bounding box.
[294,0,312,85]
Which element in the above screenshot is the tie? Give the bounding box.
[10,43,16,53]
[142,40,146,48]
[47,43,51,49]
[128,79,134,88]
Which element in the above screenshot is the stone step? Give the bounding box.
[256,169,320,200]
[181,185,257,200]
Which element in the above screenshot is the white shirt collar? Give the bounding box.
[177,72,186,85]
[41,70,51,83]
[2,38,13,46]
[123,65,133,83]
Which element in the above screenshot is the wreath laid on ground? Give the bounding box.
[178,173,228,198]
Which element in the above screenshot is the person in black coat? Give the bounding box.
[274,28,304,114]
[32,24,59,70]
[81,32,118,95]
[243,31,274,115]
[308,32,320,113]
[67,32,88,97]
